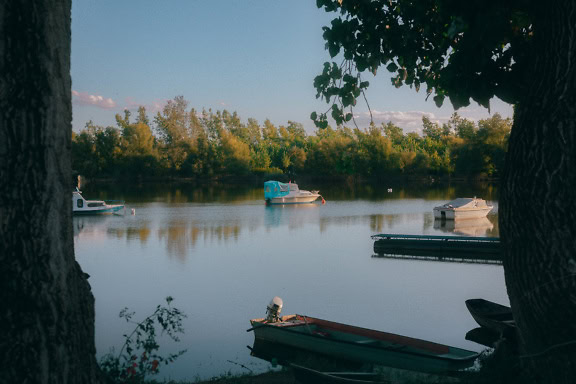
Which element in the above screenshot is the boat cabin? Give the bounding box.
[264,181,297,200]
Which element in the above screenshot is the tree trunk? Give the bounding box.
[501,1,576,382]
[0,1,104,383]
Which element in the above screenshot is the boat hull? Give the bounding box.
[267,195,320,204]
[250,315,478,374]
[73,204,124,215]
[465,299,515,336]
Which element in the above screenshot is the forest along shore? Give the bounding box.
[73,97,510,182]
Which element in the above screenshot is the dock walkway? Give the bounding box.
[372,234,502,264]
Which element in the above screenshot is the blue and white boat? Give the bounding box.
[264,181,321,205]
[72,188,125,215]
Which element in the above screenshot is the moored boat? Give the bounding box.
[72,188,125,215]
[264,180,321,205]
[248,298,479,374]
[433,198,493,220]
[465,298,515,336]
[465,327,501,348]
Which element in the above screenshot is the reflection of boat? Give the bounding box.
[72,188,124,215]
[248,298,479,374]
[264,202,320,228]
[433,217,494,237]
[465,299,515,336]
[264,181,321,205]
[291,364,388,384]
[433,198,492,220]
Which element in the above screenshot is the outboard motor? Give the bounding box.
[265,296,283,323]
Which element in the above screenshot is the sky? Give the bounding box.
[71,0,514,135]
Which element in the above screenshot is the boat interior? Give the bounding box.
[253,315,455,356]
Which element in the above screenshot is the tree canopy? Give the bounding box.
[312,0,532,127]
[311,2,576,383]
[71,97,511,180]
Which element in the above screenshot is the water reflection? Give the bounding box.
[433,217,494,237]
[74,182,506,381]
[264,203,320,229]
[74,200,500,261]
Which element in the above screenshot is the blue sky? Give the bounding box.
[71,0,513,134]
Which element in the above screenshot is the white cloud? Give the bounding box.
[72,90,116,109]
[123,97,168,114]
[352,110,443,133]
[349,105,508,133]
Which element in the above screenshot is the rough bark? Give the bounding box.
[0,1,104,383]
[501,1,576,382]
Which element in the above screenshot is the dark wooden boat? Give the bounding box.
[291,363,388,384]
[465,299,515,336]
[249,314,479,374]
[465,327,501,348]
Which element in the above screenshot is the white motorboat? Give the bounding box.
[72,188,125,215]
[264,181,321,205]
[433,197,492,220]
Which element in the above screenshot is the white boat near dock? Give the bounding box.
[433,198,492,220]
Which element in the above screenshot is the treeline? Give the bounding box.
[72,96,511,180]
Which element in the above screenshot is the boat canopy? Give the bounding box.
[264,180,294,200]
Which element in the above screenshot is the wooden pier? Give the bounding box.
[372,234,502,264]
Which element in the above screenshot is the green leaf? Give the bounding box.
[331,105,342,122]
[386,62,398,72]
[342,94,353,107]
[433,94,445,108]
[343,74,355,83]
[329,44,340,58]
[310,111,318,121]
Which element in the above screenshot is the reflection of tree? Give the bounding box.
[157,220,242,261]
[158,224,190,262]
[422,213,434,232]
[102,221,152,246]
[319,214,406,233]
[107,228,125,239]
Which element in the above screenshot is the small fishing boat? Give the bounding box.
[433,198,493,220]
[465,299,515,336]
[248,298,479,374]
[264,180,322,205]
[290,364,388,384]
[72,188,125,215]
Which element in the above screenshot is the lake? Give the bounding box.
[73,181,506,381]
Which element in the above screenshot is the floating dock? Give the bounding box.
[372,234,502,264]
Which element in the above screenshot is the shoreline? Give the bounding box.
[193,370,294,384]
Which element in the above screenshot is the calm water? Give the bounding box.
[74,182,506,381]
